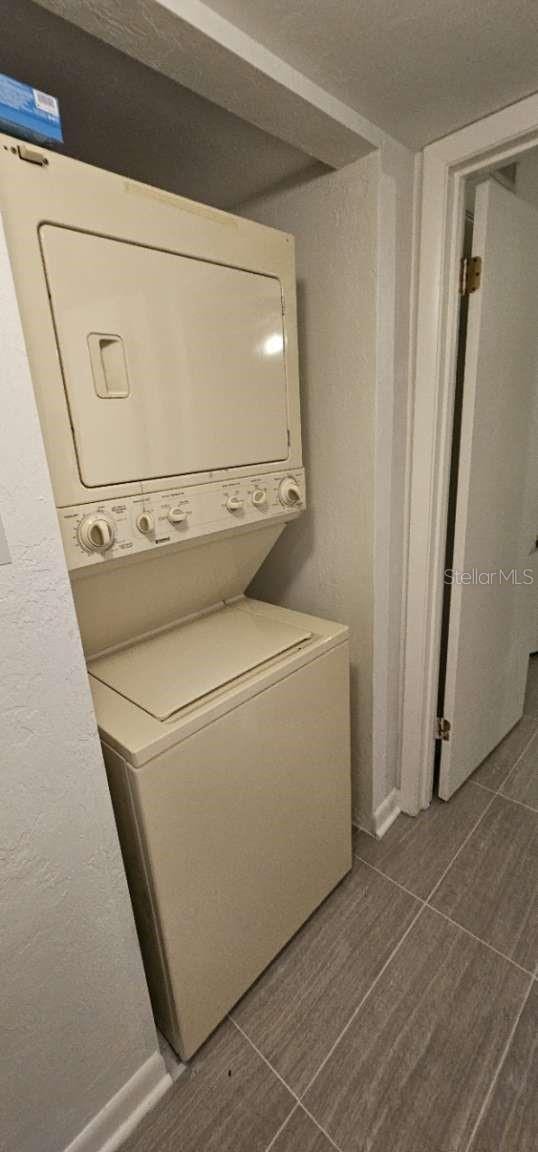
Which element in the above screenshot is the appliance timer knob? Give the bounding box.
[78,514,115,553]
[278,477,302,507]
[168,506,188,525]
[252,488,267,508]
[226,495,244,513]
[136,512,154,535]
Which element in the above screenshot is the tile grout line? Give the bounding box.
[262,1102,300,1152]
[227,1015,301,1104]
[353,788,499,906]
[229,1018,345,1152]
[353,851,535,977]
[299,1103,346,1151]
[426,904,535,977]
[352,850,425,902]
[353,727,537,907]
[472,779,537,814]
[238,752,537,1151]
[499,790,538,815]
[498,720,538,806]
[461,974,535,1152]
[469,780,498,796]
[296,901,427,1103]
[483,721,538,801]
[424,791,498,907]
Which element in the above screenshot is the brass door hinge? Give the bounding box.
[436,717,451,741]
[459,255,482,296]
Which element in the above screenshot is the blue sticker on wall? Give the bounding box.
[0,73,63,145]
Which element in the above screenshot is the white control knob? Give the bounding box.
[136,512,154,535]
[226,495,244,513]
[78,514,115,553]
[278,478,302,508]
[252,488,267,508]
[168,506,188,525]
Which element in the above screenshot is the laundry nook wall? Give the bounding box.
[0,222,168,1152]
[240,155,379,821]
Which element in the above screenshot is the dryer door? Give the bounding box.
[40,226,289,487]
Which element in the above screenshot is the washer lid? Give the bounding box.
[88,604,311,720]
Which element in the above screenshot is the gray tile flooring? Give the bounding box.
[468,982,537,1152]
[231,859,418,1094]
[524,653,538,719]
[502,728,538,809]
[121,664,538,1152]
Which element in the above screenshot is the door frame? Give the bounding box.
[399,93,538,815]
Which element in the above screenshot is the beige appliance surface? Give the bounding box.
[40,225,289,488]
[0,136,351,1067]
[101,608,351,1060]
[90,597,348,767]
[73,523,285,656]
[89,602,311,718]
[0,131,302,508]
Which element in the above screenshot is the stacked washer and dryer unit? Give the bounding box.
[1,135,352,1059]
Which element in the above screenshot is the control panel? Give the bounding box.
[59,470,306,570]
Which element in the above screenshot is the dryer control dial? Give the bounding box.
[78,514,115,553]
[226,495,244,513]
[278,478,302,508]
[252,488,267,508]
[136,512,154,535]
[168,506,188,525]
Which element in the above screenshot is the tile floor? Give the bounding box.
[122,658,538,1152]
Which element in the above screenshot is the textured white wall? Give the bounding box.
[3,0,321,212]
[517,149,538,207]
[0,223,162,1152]
[241,156,378,820]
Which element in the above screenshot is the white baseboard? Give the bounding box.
[354,787,400,840]
[158,1031,186,1083]
[64,1051,172,1152]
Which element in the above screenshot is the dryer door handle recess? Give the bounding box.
[88,333,130,399]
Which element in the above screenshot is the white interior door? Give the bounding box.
[440,178,538,799]
[523,376,538,653]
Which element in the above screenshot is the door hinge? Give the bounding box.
[459,255,482,296]
[436,717,451,741]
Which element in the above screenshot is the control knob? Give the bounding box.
[78,513,115,553]
[278,478,302,508]
[226,495,244,513]
[251,488,267,508]
[136,512,154,535]
[168,506,189,525]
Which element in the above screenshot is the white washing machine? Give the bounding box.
[91,599,350,1058]
[0,134,352,1059]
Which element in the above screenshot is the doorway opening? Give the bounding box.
[433,156,538,801]
[400,94,538,816]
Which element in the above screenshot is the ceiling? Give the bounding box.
[0,0,322,209]
[204,0,538,147]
